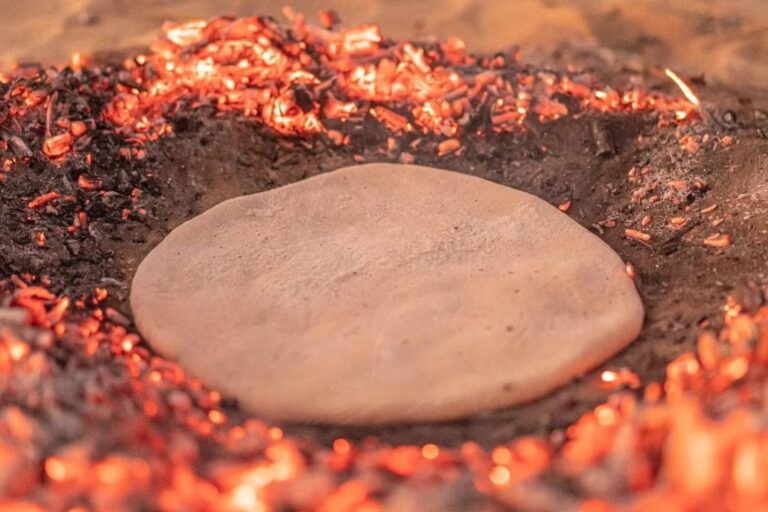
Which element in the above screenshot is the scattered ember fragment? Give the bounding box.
[599,368,641,390]
[26,191,60,209]
[667,179,689,192]
[704,233,733,248]
[42,133,73,158]
[69,51,90,71]
[624,228,652,242]
[70,121,88,137]
[669,216,687,227]
[77,175,103,190]
[558,200,572,212]
[0,12,698,170]
[437,138,461,156]
[421,443,439,460]
[680,134,700,153]
[489,465,512,486]
[665,68,700,107]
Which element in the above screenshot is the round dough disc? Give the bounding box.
[131,163,643,424]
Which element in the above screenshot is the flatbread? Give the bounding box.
[131,163,643,424]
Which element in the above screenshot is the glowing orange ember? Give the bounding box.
[26,192,60,209]
[42,133,73,158]
[624,228,652,242]
[704,233,733,248]
[665,68,700,107]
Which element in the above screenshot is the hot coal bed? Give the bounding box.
[1,11,768,512]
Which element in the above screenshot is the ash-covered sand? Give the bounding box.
[2,50,767,447]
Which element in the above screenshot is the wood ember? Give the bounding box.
[590,119,614,156]
[703,233,732,248]
[624,228,652,242]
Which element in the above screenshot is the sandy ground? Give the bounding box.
[2,0,767,88]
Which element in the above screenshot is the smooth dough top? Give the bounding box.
[130,163,644,424]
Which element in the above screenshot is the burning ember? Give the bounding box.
[664,68,700,108]
[0,8,763,512]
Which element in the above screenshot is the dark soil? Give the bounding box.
[2,62,768,449]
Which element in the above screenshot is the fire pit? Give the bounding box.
[1,7,768,511]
